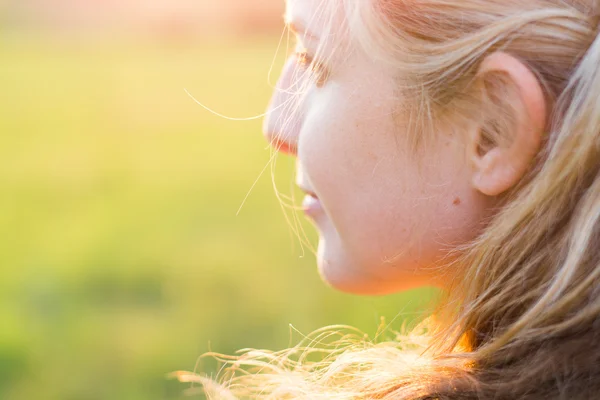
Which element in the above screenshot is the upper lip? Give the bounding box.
[296,167,318,198]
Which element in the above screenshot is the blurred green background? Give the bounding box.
[0,2,436,399]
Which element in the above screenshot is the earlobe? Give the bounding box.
[472,148,526,196]
[469,52,547,197]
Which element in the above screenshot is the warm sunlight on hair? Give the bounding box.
[182,0,600,398]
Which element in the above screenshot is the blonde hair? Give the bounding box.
[178,1,600,398]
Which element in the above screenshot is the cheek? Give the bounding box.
[300,92,418,259]
[296,69,487,291]
[302,101,483,282]
[359,149,480,259]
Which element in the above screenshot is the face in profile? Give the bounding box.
[263,0,495,295]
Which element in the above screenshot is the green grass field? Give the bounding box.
[0,34,436,400]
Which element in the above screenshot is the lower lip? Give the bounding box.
[302,195,323,217]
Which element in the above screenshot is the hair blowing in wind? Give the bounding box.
[178,0,600,398]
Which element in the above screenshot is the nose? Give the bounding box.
[262,57,303,156]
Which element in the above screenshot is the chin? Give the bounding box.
[315,232,433,296]
[316,236,398,296]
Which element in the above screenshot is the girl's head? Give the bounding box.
[182,1,600,398]
[263,0,600,299]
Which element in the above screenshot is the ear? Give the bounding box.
[469,52,547,196]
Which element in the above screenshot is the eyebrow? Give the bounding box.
[286,20,320,41]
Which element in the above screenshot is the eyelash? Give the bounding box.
[295,50,329,88]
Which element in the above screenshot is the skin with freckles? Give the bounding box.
[263,0,546,296]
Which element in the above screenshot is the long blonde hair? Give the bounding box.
[178,1,600,398]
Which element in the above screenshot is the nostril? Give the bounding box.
[269,137,297,156]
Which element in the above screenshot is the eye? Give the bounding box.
[295,50,329,88]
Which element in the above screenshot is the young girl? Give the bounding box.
[179,0,600,398]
